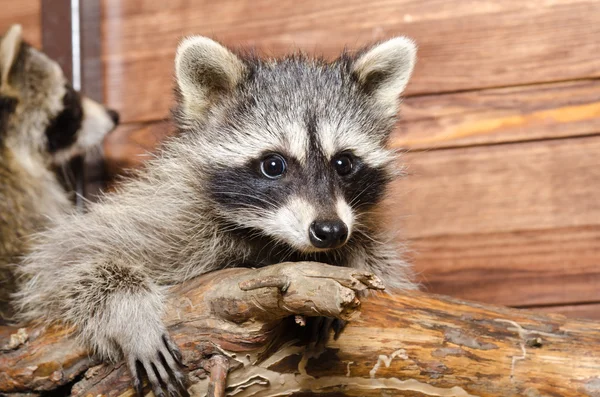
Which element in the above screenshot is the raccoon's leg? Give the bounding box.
[81,259,187,397]
[20,257,187,397]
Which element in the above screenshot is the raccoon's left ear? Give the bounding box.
[0,24,23,88]
[352,37,417,116]
[175,36,247,119]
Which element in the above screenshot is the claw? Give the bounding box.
[174,371,189,397]
[157,353,187,397]
[126,335,189,397]
[166,383,180,397]
[163,334,185,366]
[133,378,145,396]
[175,372,189,397]
[134,380,145,397]
[178,379,191,397]
[160,342,188,396]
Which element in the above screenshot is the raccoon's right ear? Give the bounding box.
[0,24,23,88]
[352,37,417,117]
[175,36,247,118]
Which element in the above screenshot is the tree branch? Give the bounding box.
[1,262,598,397]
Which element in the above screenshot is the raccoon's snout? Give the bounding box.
[309,219,348,249]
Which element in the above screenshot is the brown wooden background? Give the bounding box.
[2,0,599,319]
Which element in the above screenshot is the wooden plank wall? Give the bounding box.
[98,0,600,319]
[0,0,41,47]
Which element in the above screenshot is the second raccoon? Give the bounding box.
[0,25,119,322]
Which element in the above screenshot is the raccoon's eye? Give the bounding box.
[333,154,354,176]
[260,154,286,179]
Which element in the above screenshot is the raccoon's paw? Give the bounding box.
[124,333,188,397]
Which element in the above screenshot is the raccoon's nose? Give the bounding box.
[309,220,348,249]
[106,109,120,126]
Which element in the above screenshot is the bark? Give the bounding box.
[0,262,599,397]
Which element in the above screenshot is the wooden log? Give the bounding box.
[1,262,599,397]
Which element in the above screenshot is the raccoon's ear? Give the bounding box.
[0,24,23,88]
[352,37,417,116]
[175,36,247,118]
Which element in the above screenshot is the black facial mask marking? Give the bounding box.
[209,150,388,214]
[45,84,83,153]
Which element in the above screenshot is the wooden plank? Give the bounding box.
[0,0,41,47]
[396,79,600,149]
[389,135,600,306]
[534,303,600,321]
[80,0,110,202]
[80,0,104,102]
[41,0,72,82]
[100,0,600,123]
[392,135,600,238]
[411,226,600,307]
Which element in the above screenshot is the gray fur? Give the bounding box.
[16,36,417,388]
[0,25,118,322]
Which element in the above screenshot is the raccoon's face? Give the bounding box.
[43,84,120,165]
[0,25,119,166]
[175,36,416,253]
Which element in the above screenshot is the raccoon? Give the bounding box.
[0,25,119,322]
[16,35,417,395]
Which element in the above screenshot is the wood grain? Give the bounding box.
[80,0,104,102]
[41,0,73,83]
[0,0,41,47]
[393,135,600,239]
[100,0,600,123]
[395,79,600,149]
[388,136,600,306]
[411,226,600,307]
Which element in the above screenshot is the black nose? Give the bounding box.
[309,219,349,249]
[107,109,120,126]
